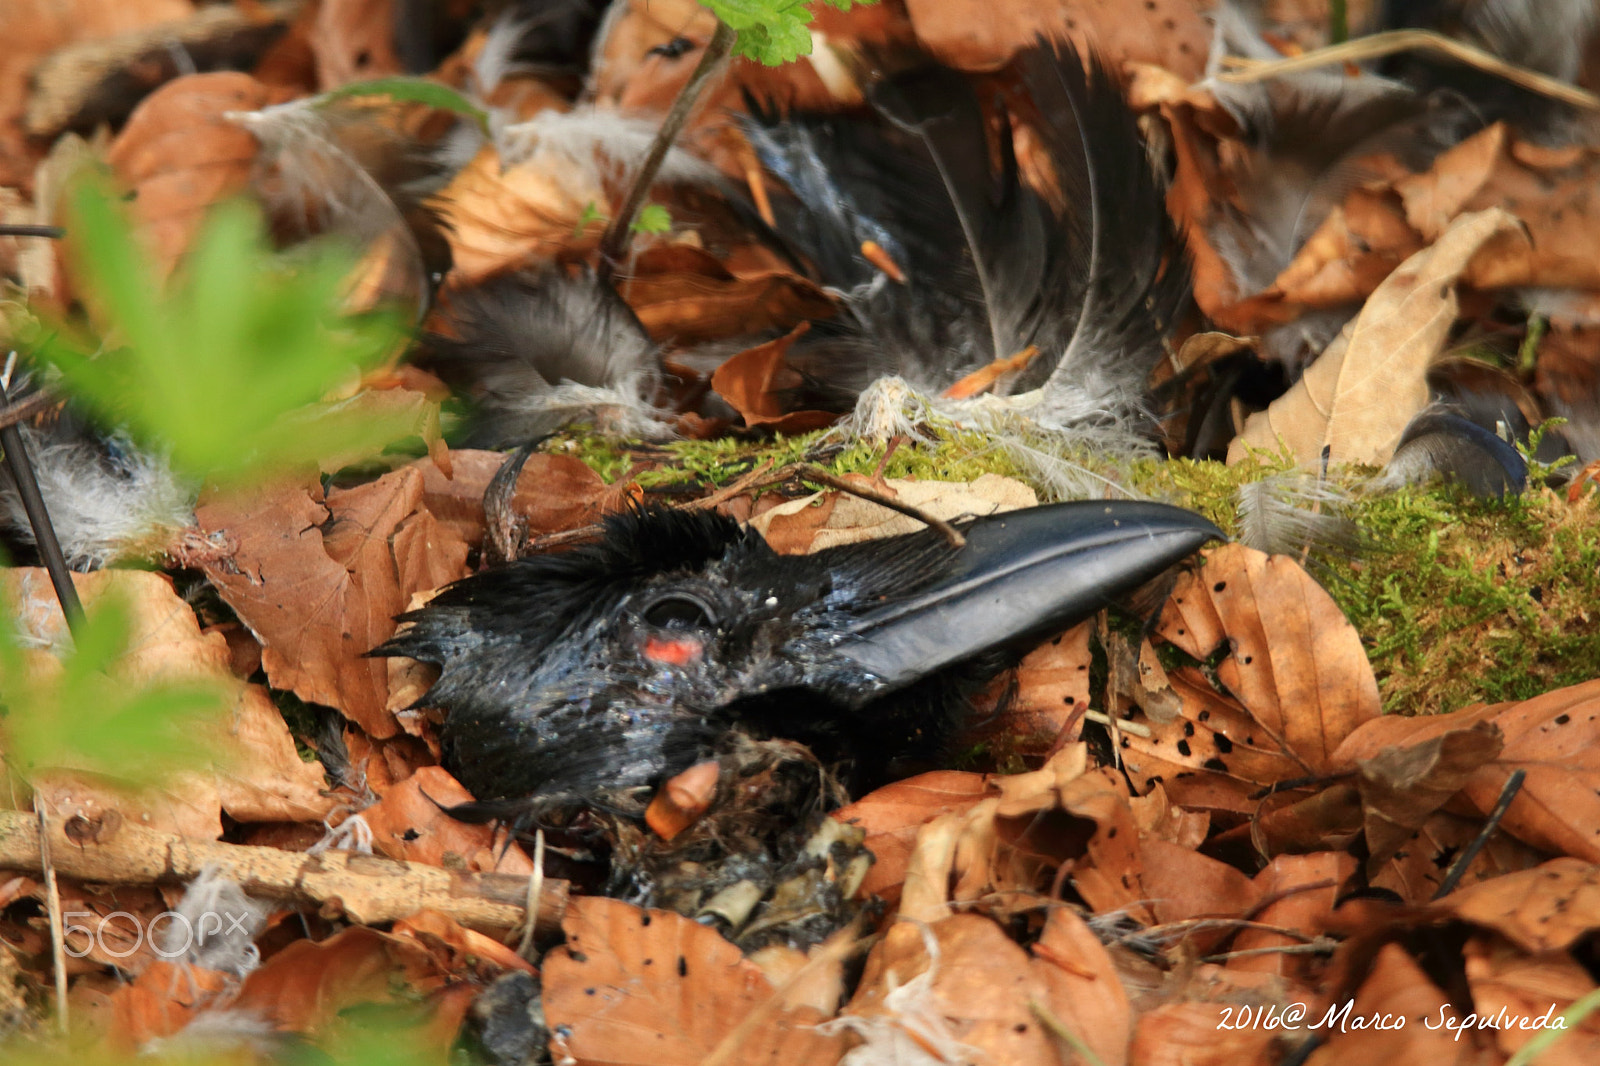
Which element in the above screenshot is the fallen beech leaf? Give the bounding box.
[619,244,834,343]
[1228,208,1526,467]
[1357,722,1504,873]
[1398,123,1600,292]
[748,474,1037,553]
[1128,999,1281,1066]
[1228,852,1358,980]
[841,916,1059,1066]
[198,466,439,739]
[312,0,404,89]
[0,0,194,187]
[833,770,996,904]
[233,925,472,1051]
[972,620,1093,758]
[1333,679,1600,862]
[543,896,843,1066]
[1030,907,1132,1066]
[710,323,836,432]
[1434,859,1600,954]
[1371,808,1547,903]
[105,72,291,281]
[1460,934,1600,1063]
[1312,944,1471,1065]
[6,567,331,837]
[106,958,232,1049]
[1126,546,1380,808]
[433,144,603,283]
[902,0,1210,77]
[361,766,534,874]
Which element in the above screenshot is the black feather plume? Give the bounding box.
[744,41,1190,424]
[417,269,665,447]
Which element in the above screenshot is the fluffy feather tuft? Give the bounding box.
[1234,471,1359,557]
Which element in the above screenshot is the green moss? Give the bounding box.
[549,425,1600,719]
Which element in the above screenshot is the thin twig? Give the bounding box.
[1203,938,1339,963]
[0,370,83,632]
[0,224,65,239]
[37,806,69,1035]
[795,464,967,548]
[688,458,776,512]
[516,828,546,960]
[1213,29,1600,111]
[1081,709,1152,738]
[597,20,737,283]
[1432,769,1526,900]
[0,388,54,432]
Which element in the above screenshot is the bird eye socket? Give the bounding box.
[641,592,717,631]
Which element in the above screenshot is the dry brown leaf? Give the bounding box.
[198,466,443,739]
[971,620,1093,758]
[1370,808,1548,903]
[233,924,472,1049]
[543,896,844,1066]
[842,916,1059,1066]
[1125,545,1380,809]
[1128,999,1282,1066]
[104,72,291,281]
[902,0,1211,76]
[432,145,603,283]
[1311,944,1478,1065]
[619,244,835,343]
[5,567,331,837]
[709,323,837,433]
[1460,934,1600,1065]
[360,766,535,874]
[1229,208,1525,466]
[311,0,404,89]
[0,0,194,187]
[1031,906,1132,1066]
[1398,123,1600,292]
[1333,679,1600,862]
[832,770,996,904]
[1435,859,1600,954]
[748,474,1037,553]
[105,958,232,1049]
[1356,722,1505,873]
[1228,852,1357,980]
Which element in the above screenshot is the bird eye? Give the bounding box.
[641,592,717,631]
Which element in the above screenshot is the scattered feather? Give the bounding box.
[0,425,194,570]
[1235,470,1359,557]
[420,269,670,446]
[156,864,269,978]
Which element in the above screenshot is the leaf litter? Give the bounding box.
[3,1,1600,1064]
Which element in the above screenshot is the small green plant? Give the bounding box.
[31,180,414,485]
[703,0,868,65]
[631,203,674,235]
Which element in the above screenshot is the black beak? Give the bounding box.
[831,500,1224,704]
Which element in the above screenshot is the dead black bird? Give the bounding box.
[374,500,1222,818]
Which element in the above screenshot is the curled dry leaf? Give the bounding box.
[0,0,194,186]
[312,0,404,89]
[1355,721,1504,874]
[970,619,1093,759]
[1227,852,1358,981]
[1229,208,1526,467]
[1312,944,1475,1065]
[619,244,835,343]
[1459,935,1600,1064]
[1128,999,1281,1066]
[709,323,837,433]
[232,924,478,1050]
[749,474,1037,554]
[542,896,844,1066]
[359,765,535,874]
[832,769,995,905]
[432,145,604,283]
[1123,544,1380,813]
[1435,858,1600,954]
[105,71,292,281]
[6,567,331,838]
[1333,678,1600,863]
[198,464,454,739]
